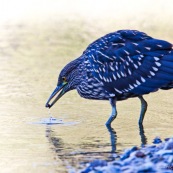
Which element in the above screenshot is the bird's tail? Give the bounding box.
[161,82,173,90]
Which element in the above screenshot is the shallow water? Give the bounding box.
[0,20,173,173]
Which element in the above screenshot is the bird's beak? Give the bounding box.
[45,82,68,108]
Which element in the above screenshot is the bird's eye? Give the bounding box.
[62,77,67,82]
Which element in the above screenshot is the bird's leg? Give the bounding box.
[138,96,148,125]
[106,98,117,126]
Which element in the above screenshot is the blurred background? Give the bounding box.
[0,0,173,172]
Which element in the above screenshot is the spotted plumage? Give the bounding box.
[46,30,173,126]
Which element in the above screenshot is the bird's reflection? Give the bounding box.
[45,123,148,166]
[138,124,147,145]
[105,124,147,153]
[46,126,64,154]
[106,125,117,153]
[45,123,148,172]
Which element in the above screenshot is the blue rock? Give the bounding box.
[112,161,122,167]
[103,165,121,173]
[89,160,107,168]
[164,139,173,150]
[165,138,171,141]
[156,150,173,156]
[136,162,156,173]
[77,137,173,173]
[80,167,91,173]
[135,151,146,158]
[153,137,162,144]
[120,146,138,160]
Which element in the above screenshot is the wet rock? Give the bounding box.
[150,155,164,163]
[166,164,173,171]
[164,138,173,150]
[120,146,138,161]
[136,162,156,172]
[102,165,121,173]
[81,160,107,173]
[135,151,146,158]
[165,138,171,142]
[112,161,122,167]
[167,156,173,164]
[156,150,173,156]
[153,136,162,144]
[121,166,136,173]
[78,137,173,173]
[89,160,107,168]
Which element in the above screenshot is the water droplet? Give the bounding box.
[48,109,52,117]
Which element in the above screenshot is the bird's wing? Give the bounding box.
[84,30,173,95]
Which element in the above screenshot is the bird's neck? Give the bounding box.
[68,56,84,89]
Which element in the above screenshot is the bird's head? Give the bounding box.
[45,57,83,108]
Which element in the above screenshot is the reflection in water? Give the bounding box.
[45,124,148,171]
[106,125,117,153]
[139,124,147,146]
[106,124,147,154]
[46,125,114,170]
[46,127,64,153]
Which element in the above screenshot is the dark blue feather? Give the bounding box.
[84,29,173,99]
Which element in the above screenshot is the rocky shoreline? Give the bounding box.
[77,137,173,173]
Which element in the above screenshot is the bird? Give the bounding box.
[45,29,173,126]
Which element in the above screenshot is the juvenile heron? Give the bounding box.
[45,30,173,126]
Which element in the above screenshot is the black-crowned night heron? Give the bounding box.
[45,30,173,126]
